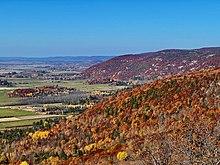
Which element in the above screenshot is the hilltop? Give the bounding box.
[83,47,220,83]
[1,68,220,164]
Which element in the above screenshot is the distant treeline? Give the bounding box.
[0,79,13,87]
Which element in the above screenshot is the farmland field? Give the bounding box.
[0,78,125,107]
[0,90,18,106]
[0,108,37,129]
[57,80,121,92]
[0,108,36,118]
[0,114,63,129]
[0,78,124,129]
[4,78,122,92]
[0,119,42,129]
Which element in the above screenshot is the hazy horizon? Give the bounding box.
[1,0,220,57]
[0,46,219,58]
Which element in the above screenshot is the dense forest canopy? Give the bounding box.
[0,68,219,164]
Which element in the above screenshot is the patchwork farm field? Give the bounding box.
[0,108,37,129]
[0,78,124,130]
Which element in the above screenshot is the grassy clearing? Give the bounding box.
[57,80,117,92]
[0,90,18,106]
[0,119,41,129]
[8,78,49,88]
[0,108,36,118]
[5,78,118,92]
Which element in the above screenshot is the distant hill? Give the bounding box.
[83,47,220,83]
[5,68,220,164]
[0,56,112,66]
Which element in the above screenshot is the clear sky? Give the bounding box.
[0,0,220,57]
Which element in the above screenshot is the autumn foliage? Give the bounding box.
[1,68,220,164]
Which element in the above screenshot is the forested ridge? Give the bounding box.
[83,47,220,83]
[1,68,219,165]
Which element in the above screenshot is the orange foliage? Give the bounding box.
[3,68,220,165]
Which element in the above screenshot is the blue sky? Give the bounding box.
[0,0,220,57]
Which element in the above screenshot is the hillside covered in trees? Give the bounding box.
[83,47,220,84]
[1,68,220,165]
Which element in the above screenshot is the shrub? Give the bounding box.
[130,96,138,108]
[59,150,68,160]
[145,87,161,99]
[44,156,59,165]
[20,161,29,165]
[31,131,49,141]
[0,153,8,164]
[112,129,120,139]
[84,143,96,152]
[116,151,128,161]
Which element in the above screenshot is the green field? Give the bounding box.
[56,80,118,92]
[0,90,18,106]
[5,78,120,92]
[0,119,41,129]
[0,108,36,118]
[0,108,38,129]
[5,78,49,88]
